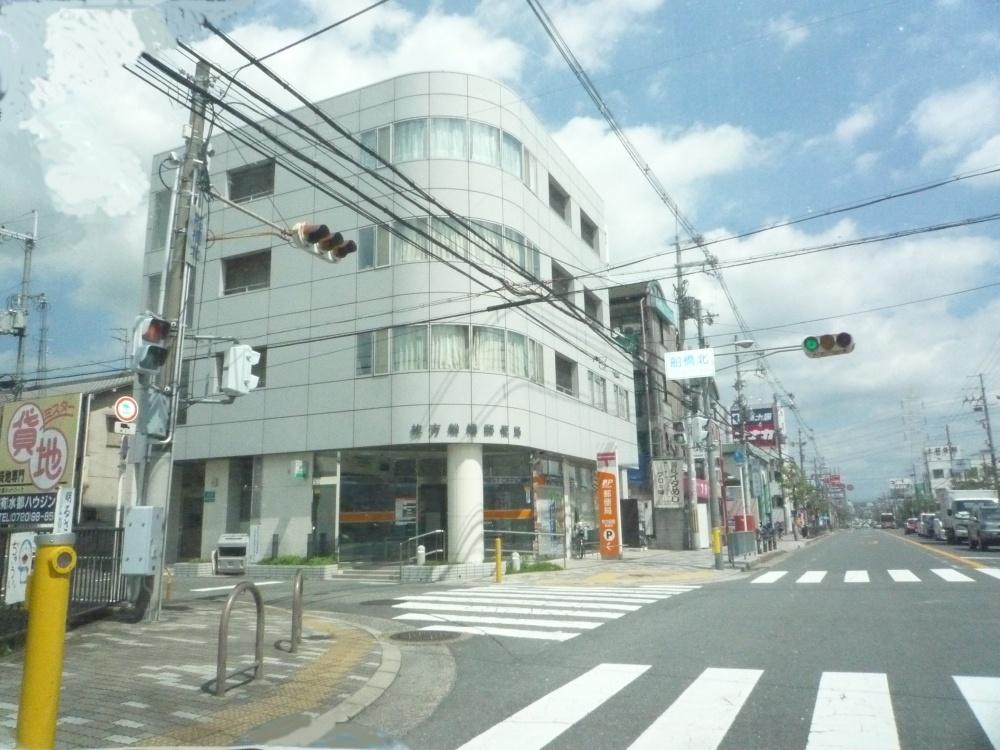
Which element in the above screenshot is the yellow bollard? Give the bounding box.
[711,527,722,555]
[494,537,503,583]
[17,533,77,750]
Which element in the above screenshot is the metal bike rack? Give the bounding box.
[215,581,264,697]
[290,569,303,654]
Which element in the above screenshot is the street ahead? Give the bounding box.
[391,529,1000,750]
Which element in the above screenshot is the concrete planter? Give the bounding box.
[401,562,498,583]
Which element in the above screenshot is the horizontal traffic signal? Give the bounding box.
[802,332,854,358]
[290,222,357,263]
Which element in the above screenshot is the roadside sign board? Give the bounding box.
[113,395,139,423]
[1,393,82,493]
[652,459,683,508]
[4,532,35,605]
[665,348,716,380]
[0,492,57,527]
[596,451,622,559]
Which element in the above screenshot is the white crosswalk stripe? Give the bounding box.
[748,568,1000,584]
[806,672,899,749]
[456,665,1000,749]
[392,584,698,641]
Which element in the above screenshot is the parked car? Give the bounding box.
[968,505,1000,550]
[904,517,919,535]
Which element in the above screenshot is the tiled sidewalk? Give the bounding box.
[1,596,392,748]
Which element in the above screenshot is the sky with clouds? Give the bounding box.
[1,0,999,501]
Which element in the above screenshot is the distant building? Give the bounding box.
[924,444,959,491]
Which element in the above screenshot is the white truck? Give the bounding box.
[935,488,999,544]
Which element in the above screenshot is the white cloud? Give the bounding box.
[910,78,1000,163]
[551,116,763,265]
[833,106,877,144]
[854,151,879,173]
[956,133,1000,183]
[766,13,809,50]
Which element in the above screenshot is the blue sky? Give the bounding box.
[1,0,999,499]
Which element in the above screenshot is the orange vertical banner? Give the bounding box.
[597,451,621,559]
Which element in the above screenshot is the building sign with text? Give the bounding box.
[730,406,778,448]
[651,459,683,508]
[596,451,622,559]
[1,394,81,494]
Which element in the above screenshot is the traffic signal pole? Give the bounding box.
[135,60,211,622]
[978,373,1000,500]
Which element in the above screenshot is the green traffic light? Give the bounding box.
[803,336,819,351]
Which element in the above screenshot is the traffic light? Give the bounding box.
[802,332,855,358]
[290,222,357,263]
[133,314,172,376]
[221,344,260,396]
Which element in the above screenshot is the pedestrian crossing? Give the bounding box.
[454,664,1000,750]
[750,567,1000,584]
[390,584,700,641]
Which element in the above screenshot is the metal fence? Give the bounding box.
[1,526,129,642]
[483,529,566,562]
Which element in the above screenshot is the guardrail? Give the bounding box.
[483,529,565,562]
[398,529,446,574]
[215,581,264,697]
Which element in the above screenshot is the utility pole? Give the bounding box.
[698,305,723,569]
[136,60,212,622]
[978,373,1000,499]
[733,338,751,527]
[0,210,38,399]
[945,424,955,487]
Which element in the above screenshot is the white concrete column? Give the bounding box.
[447,443,484,563]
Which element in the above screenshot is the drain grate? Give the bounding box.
[390,630,461,643]
[361,599,399,606]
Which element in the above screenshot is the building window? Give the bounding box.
[223,250,271,295]
[149,189,172,249]
[501,133,523,176]
[431,325,469,369]
[551,260,573,299]
[356,329,389,376]
[615,384,630,420]
[470,220,504,267]
[431,216,468,262]
[393,118,428,162]
[580,209,599,251]
[530,340,544,383]
[470,121,501,166]
[360,125,391,168]
[584,290,602,322]
[555,354,577,396]
[589,371,607,411]
[507,332,529,378]
[227,160,275,203]
[392,325,427,371]
[358,225,392,270]
[430,118,468,159]
[932,468,945,479]
[472,327,505,372]
[146,273,161,312]
[522,148,539,193]
[393,217,429,264]
[548,175,570,223]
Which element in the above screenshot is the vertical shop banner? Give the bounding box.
[1,394,82,495]
[596,451,621,559]
[651,459,683,508]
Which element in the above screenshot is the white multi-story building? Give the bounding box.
[142,72,637,565]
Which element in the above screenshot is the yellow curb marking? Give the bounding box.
[894,533,984,569]
[142,613,375,746]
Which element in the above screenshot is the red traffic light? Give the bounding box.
[140,316,170,343]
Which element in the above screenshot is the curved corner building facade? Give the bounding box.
[143,72,638,565]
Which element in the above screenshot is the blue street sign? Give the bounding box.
[733,450,746,465]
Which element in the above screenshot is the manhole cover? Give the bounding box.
[361,599,399,606]
[390,630,461,643]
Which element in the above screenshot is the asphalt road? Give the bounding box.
[393,529,1000,750]
[165,532,1000,748]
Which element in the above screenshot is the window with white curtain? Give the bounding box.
[470,121,500,166]
[430,118,467,159]
[358,225,391,270]
[506,332,529,378]
[472,327,505,372]
[471,220,504,267]
[360,126,391,169]
[615,384,630,420]
[357,329,389,376]
[531,340,545,383]
[501,132,523,176]
[431,217,467,262]
[392,325,427,371]
[431,325,469,369]
[393,217,428,264]
[393,119,428,162]
[522,148,538,193]
[503,227,525,268]
[528,242,542,277]
[589,371,607,411]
